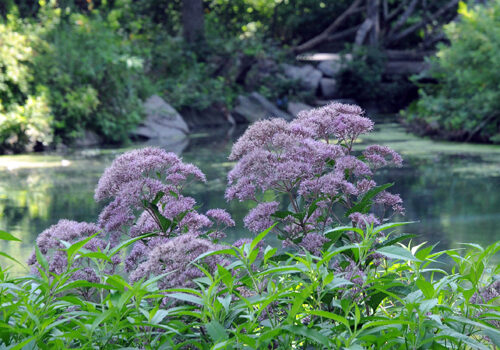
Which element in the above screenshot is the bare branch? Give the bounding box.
[387,0,410,22]
[386,0,459,45]
[294,0,364,53]
[326,25,361,42]
[355,19,374,45]
[388,0,419,37]
[383,0,389,20]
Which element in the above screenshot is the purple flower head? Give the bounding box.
[243,201,279,233]
[226,101,404,242]
[95,147,208,239]
[129,234,228,289]
[470,280,500,304]
[229,119,289,160]
[363,145,403,169]
[375,191,405,215]
[292,102,372,142]
[28,220,115,281]
[349,212,381,229]
[335,156,372,178]
[356,179,376,195]
[206,209,235,227]
[95,147,187,201]
[299,233,328,256]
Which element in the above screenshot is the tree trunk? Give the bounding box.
[366,0,380,46]
[182,0,204,44]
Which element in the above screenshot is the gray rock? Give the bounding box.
[74,130,102,147]
[384,61,430,76]
[287,102,313,117]
[317,60,343,77]
[282,64,322,93]
[133,95,189,140]
[180,105,234,128]
[233,92,293,123]
[319,78,338,98]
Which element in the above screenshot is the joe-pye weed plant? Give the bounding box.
[0,102,498,349]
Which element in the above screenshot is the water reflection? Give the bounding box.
[1,122,499,271]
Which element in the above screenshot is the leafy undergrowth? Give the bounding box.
[0,226,499,349]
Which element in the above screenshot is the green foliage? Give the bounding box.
[404,0,500,143]
[0,225,499,348]
[0,19,52,153]
[34,13,151,143]
[337,46,388,102]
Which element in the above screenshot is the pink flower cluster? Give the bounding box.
[27,220,118,282]
[130,234,228,290]
[93,147,234,281]
[226,102,404,254]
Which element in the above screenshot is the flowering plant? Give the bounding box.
[227,102,403,252]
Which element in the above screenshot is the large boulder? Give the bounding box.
[233,92,293,123]
[132,95,189,140]
[287,101,313,117]
[282,64,322,93]
[317,60,342,78]
[74,130,102,147]
[315,54,352,77]
[319,78,338,99]
[180,105,235,128]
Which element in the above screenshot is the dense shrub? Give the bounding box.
[0,20,52,153]
[404,1,500,143]
[0,9,152,151]
[34,13,151,143]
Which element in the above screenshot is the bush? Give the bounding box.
[404,1,500,143]
[34,13,151,143]
[0,19,52,153]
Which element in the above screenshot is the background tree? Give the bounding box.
[182,0,204,44]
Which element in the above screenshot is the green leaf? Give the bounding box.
[109,233,156,257]
[372,222,415,235]
[346,183,393,216]
[367,291,388,311]
[167,293,204,306]
[416,278,435,298]
[35,245,49,271]
[376,246,419,262]
[151,191,165,205]
[250,223,276,252]
[286,284,312,323]
[66,232,100,261]
[78,251,112,262]
[377,234,417,248]
[0,251,24,267]
[0,230,21,242]
[206,320,228,342]
[308,310,350,329]
[282,325,331,347]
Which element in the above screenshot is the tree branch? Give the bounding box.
[294,0,364,53]
[387,0,410,22]
[355,19,374,46]
[387,0,419,38]
[326,25,361,42]
[386,0,459,45]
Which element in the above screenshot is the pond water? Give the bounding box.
[1,118,500,272]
